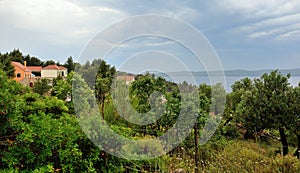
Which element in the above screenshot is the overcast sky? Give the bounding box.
[1,0,300,71]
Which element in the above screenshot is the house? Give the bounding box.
[27,66,42,76]
[41,65,67,79]
[11,61,68,86]
[116,75,135,85]
[11,61,31,82]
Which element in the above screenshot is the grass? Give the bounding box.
[165,140,300,173]
[1,140,299,173]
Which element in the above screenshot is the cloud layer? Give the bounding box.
[0,0,299,70]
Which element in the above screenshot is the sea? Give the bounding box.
[165,75,300,93]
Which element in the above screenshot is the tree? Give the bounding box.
[238,70,291,155]
[0,70,23,137]
[43,60,56,66]
[211,83,226,115]
[0,70,24,170]
[33,79,52,95]
[0,53,15,77]
[24,55,43,66]
[225,78,253,138]
[95,60,116,119]
[64,56,75,73]
[8,49,23,62]
[199,83,211,99]
[130,73,157,113]
[52,72,73,101]
[288,84,300,158]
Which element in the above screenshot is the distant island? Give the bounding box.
[156,69,300,77]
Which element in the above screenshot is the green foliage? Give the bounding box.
[238,71,291,132]
[2,112,87,172]
[23,55,43,66]
[52,72,73,101]
[32,79,51,95]
[77,59,116,90]
[0,53,15,78]
[288,84,300,134]
[0,70,23,135]
[7,49,23,63]
[211,83,226,115]
[77,59,116,119]
[203,141,300,172]
[95,60,116,100]
[0,49,46,78]
[63,56,75,73]
[2,54,300,172]
[43,60,56,66]
[230,70,300,156]
[130,73,166,113]
[225,78,252,119]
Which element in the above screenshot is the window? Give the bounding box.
[17,73,21,78]
[61,71,64,77]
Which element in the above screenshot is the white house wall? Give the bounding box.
[41,70,58,78]
[60,70,68,77]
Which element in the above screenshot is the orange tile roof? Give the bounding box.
[116,76,135,81]
[11,61,29,71]
[58,66,67,70]
[43,65,67,70]
[27,66,42,72]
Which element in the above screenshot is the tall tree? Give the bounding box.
[64,56,75,73]
[95,60,116,119]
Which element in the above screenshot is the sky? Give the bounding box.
[1,0,300,71]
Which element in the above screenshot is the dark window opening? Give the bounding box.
[32,72,41,77]
[17,73,21,78]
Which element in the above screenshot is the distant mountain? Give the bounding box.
[160,69,300,77]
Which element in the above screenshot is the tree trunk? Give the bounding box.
[295,134,300,159]
[194,123,199,173]
[279,128,289,156]
[101,98,105,119]
[244,130,254,140]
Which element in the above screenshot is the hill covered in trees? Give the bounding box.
[0,49,299,172]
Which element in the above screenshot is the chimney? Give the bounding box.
[24,61,27,68]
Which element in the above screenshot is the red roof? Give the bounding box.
[43,65,67,70]
[11,61,29,71]
[12,61,67,72]
[27,66,42,72]
[116,76,135,81]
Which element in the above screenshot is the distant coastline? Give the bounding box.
[157,68,300,77]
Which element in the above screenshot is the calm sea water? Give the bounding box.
[170,76,300,92]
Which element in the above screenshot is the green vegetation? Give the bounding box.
[0,49,299,172]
